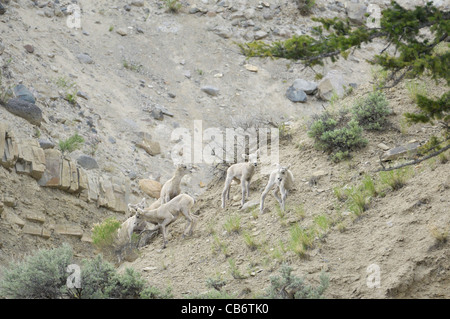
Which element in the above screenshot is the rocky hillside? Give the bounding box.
[0,0,449,298]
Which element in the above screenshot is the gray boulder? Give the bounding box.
[3,98,43,126]
[286,86,307,103]
[77,154,99,170]
[317,71,346,101]
[291,79,318,95]
[38,139,55,150]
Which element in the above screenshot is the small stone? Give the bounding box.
[24,44,34,53]
[131,0,145,7]
[377,143,390,151]
[213,26,233,39]
[254,30,268,40]
[116,28,128,36]
[77,53,94,64]
[151,108,164,121]
[244,64,258,72]
[312,170,328,178]
[201,86,220,96]
[76,91,89,100]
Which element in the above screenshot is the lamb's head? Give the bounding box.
[276,164,291,183]
[127,198,146,216]
[242,150,260,167]
[175,163,190,176]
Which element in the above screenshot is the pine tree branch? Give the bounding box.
[374,143,450,172]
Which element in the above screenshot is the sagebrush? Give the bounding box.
[264,264,329,299]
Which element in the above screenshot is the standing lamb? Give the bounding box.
[160,164,190,204]
[260,164,294,214]
[146,164,190,210]
[117,198,147,244]
[134,194,197,248]
[221,150,259,209]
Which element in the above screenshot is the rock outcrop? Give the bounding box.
[1,122,131,213]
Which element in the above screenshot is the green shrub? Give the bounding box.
[308,111,367,162]
[163,0,181,13]
[242,231,258,251]
[347,186,370,216]
[297,0,315,15]
[379,167,413,191]
[361,174,378,197]
[58,133,85,153]
[92,217,121,250]
[351,91,391,130]
[80,255,148,299]
[314,215,331,234]
[0,244,168,299]
[55,76,77,105]
[223,215,241,234]
[0,244,73,299]
[79,255,117,299]
[264,264,329,299]
[288,224,315,257]
[110,268,146,299]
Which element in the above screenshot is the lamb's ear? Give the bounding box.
[242,154,249,160]
[286,164,291,170]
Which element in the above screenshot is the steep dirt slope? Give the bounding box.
[0,0,448,299]
[122,82,449,298]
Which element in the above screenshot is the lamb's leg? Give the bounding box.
[260,181,274,214]
[241,180,247,207]
[160,215,174,248]
[246,179,250,198]
[190,215,198,236]
[273,187,282,206]
[221,177,232,209]
[280,185,288,211]
[181,208,193,237]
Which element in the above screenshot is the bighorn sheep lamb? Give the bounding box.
[260,164,294,214]
[221,150,259,209]
[135,193,197,248]
[145,163,190,210]
[117,198,147,245]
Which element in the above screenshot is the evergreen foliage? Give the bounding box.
[239,1,449,128]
